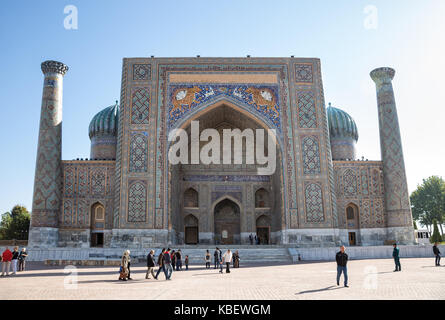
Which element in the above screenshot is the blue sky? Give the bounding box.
[0,0,444,215]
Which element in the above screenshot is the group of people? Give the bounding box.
[335,242,443,287]
[118,247,241,281]
[119,248,190,281]
[1,246,28,276]
[248,233,263,245]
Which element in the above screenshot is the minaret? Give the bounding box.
[370,67,414,244]
[29,60,68,248]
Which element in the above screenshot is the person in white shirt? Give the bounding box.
[222,249,233,273]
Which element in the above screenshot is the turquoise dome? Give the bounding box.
[327,103,358,141]
[88,101,119,139]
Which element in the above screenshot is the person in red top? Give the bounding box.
[1,247,13,276]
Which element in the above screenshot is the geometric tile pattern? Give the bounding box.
[129,132,148,172]
[127,181,147,223]
[302,136,321,174]
[295,64,313,83]
[343,169,357,196]
[131,88,150,124]
[297,91,317,128]
[167,84,281,132]
[132,64,151,81]
[304,182,324,223]
[91,168,106,196]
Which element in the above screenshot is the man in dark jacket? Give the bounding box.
[145,250,156,279]
[164,248,173,280]
[154,248,166,280]
[214,248,220,269]
[393,243,401,272]
[433,242,441,266]
[335,245,349,287]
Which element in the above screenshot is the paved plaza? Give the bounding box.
[0,257,443,300]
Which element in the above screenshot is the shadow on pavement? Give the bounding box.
[297,285,343,294]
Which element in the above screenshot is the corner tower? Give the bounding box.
[370,67,415,244]
[29,60,68,248]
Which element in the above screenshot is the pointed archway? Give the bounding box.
[214,198,241,244]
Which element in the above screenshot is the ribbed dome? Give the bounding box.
[327,103,358,141]
[89,101,119,139]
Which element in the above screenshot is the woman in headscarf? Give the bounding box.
[119,250,131,281]
[233,250,240,268]
[18,248,28,271]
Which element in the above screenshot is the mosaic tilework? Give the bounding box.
[295,64,313,83]
[343,169,357,196]
[302,136,321,174]
[183,175,271,182]
[133,64,151,81]
[304,182,324,223]
[61,162,115,229]
[127,181,147,223]
[211,192,242,204]
[129,132,148,172]
[297,91,317,128]
[168,84,281,132]
[131,88,150,124]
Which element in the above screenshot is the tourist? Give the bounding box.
[185,255,189,270]
[213,247,220,269]
[393,243,401,272]
[433,242,441,266]
[205,250,211,269]
[171,250,176,271]
[176,250,183,271]
[233,250,240,268]
[254,235,257,245]
[146,250,156,279]
[1,247,12,277]
[222,249,233,273]
[119,250,130,281]
[154,248,166,280]
[249,234,253,245]
[11,246,19,275]
[335,245,348,287]
[18,248,28,271]
[164,248,173,280]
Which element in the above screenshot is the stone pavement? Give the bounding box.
[0,258,443,300]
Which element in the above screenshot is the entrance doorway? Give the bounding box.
[91,232,104,247]
[184,214,199,244]
[256,215,271,244]
[348,232,356,246]
[214,199,241,244]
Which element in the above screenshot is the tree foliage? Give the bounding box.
[430,219,443,243]
[0,205,30,240]
[410,176,445,233]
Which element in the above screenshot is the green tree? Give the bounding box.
[410,176,445,235]
[0,205,31,240]
[430,219,443,243]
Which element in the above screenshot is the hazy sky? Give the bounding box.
[0,0,444,215]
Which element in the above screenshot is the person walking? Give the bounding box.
[1,247,12,277]
[154,248,166,280]
[249,234,253,245]
[393,243,401,272]
[171,250,176,271]
[214,247,220,269]
[146,250,157,279]
[233,250,240,268]
[254,235,257,245]
[336,245,349,287]
[433,242,441,266]
[176,250,183,271]
[11,247,19,275]
[222,249,233,273]
[164,248,173,280]
[18,248,28,272]
[119,250,130,281]
[205,250,211,269]
[185,255,189,270]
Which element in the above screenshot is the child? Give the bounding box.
[185,255,189,270]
